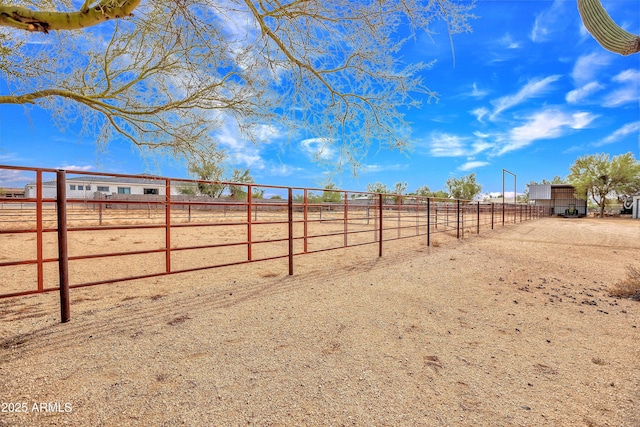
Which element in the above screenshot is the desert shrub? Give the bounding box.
[610,265,640,301]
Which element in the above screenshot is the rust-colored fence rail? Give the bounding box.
[0,165,545,311]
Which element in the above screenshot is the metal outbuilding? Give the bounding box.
[528,184,587,217]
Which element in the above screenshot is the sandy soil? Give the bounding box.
[0,217,639,426]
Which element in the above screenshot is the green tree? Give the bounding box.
[321,181,343,203]
[392,181,407,204]
[188,157,226,198]
[445,173,482,200]
[429,190,450,199]
[252,188,266,199]
[228,169,254,200]
[568,152,640,218]
[412,185,431,197]
[0,0,475,170]
[366,182,391,195]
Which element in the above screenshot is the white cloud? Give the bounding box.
[490,75,562,120]
[362,163,408,173]
[300,138,336,161]
[603,69,640,107]
[458,161,490,171]
[215,123,266,170]
[565,81,604,104]
[498,109,597,155]
[498,33,520,49]
[0,169,32,187]
[428,132,492,158]
[268,164,304,177]
[595,121,640,146]
[471,107,489,123]
[57,165,93,172]
[571,52,611,84]
[530,0,565,42]
[252,124,283,143]
[429,133,469,157]
[470,82,488,99]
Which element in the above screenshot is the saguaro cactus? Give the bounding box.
[577,0,640,55]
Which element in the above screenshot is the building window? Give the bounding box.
[97,186,109,192]
[69,185,76,190]
[117,187,131,195]
[144,188,159,195]
[77,185,84,191]
[85,185,91,191]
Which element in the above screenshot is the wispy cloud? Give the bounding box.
[470,82,488,99]
[565,81,604,104]
[267,163,304,177]
[428,133,470,157]
[571,52,611,84]
[498,33,521,49]
[530,0,565,42]
[471,107,489,123]
[0,169,33,187]
[594,121,640,146]
[603,69,640,107]
[458,161,490,171]
[300,138,336,161]
[497,109,597,155]
[57,165,93,172]
[489,75,562,120]
[204,113,286,172]
[361,163,408,173]
[428,132,492,158]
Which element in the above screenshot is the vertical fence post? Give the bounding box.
[344,191,348,247]
[415,198,419,236]
[56,170,70,323]
[502,202,505,227]
[165,179,171,273]
[397,195,401,239]
[477,202,480,235]
[303,189,308,253]
[456,200,460,239]
[36,170,44,292]
[378,193,383,257]
[247,185,252,261]
[427,198,431,247]
[288,188,293,275]
[491,203,494,230]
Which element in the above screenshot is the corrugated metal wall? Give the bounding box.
[529,185,551,200]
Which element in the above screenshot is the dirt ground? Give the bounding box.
[0,217,638,426]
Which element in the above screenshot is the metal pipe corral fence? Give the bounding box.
[0,165,545,322]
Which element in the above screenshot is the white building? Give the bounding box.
[24,175,181,199]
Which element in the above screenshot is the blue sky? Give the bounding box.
[0,0,638,196]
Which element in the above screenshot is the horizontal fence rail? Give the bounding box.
[0,165,545,320]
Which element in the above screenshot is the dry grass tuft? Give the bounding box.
[610,265,640,301]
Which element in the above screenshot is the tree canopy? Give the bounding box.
[445,173,482,201]
[568,152,640,217]
[0,0,475,171]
